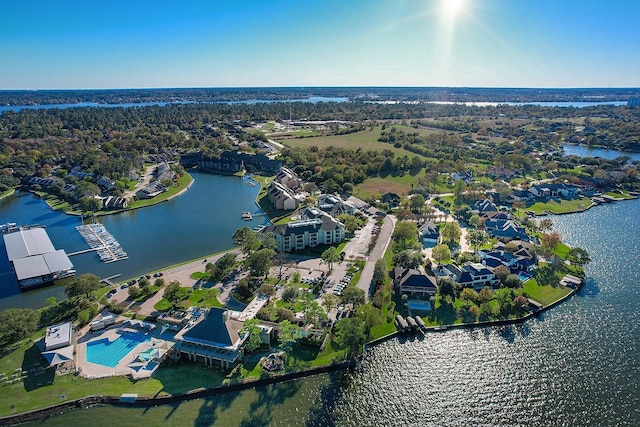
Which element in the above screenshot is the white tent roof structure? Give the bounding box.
[41,345,74,366]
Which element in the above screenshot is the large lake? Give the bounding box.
[563,144,640,161]
[0,172,270,310]
[26,197,640,426]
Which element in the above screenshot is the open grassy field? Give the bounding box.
[278,126,430,159]
[355,174,422,199]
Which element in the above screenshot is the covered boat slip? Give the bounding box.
[3,228,74,288]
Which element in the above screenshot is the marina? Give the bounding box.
[76,223,128,263]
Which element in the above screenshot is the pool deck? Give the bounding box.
[75,322,175,380]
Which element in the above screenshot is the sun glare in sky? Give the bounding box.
[442,0,466,18]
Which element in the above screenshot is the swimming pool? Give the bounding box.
[407,300,432,311]
[517,272,532,283]
[86,330,151,368]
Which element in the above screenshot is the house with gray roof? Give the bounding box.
[173,307,248,369]
[263,208,345,252]
[267,181,303,210]
[393,267,438,298]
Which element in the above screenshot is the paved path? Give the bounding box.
[356,214,396,300]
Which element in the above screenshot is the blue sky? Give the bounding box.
[1,0,639,89]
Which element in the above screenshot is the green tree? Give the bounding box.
[0,308,40,343]
[321,246,341,273]
[410,194,425,212]
[128,285,142,299]
[493,265,511,284]
[453,179,465,205]
[341,286,366,308]
[441,222,462,247]
[321,293,340,313]
[567,247,591,266]
[478,286,494,303]
[216,252,237,271]
[460,288,478,305]
[504,274,523,289]
[256,283,276,297]
[278,320,302,359]
[65,273,101,300]
[163,281,186,306]
[431,243,451,263]
[241,318,264,353]
[337,214,360,234]
[393,250,423,269]
[469,214,484,230]
[356,304,381,333]
[282,286,300,303]
[466,229,487,253]
[372,259,388,288]
[232,227,260,255]
[437,277,456,300]
[393,221,419,250]
[333,317,366,356]
[245,248,276,277]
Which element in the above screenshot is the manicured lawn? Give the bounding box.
[128,172,193,210]
[527,197,593,215]
[521,279,572,306]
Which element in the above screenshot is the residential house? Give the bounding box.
[267,181,301,210]
[317,194,355,217]
[102,196,127,210]
[487,220,532,243]
[393,267,438,298]
[433,263,499,291]
[96,176,115,191]
[486,167,517,180]
[263,208,345,252]
[380,192,401,208]
[419,221,439,244]
[453,170,474,183]
[275,166,302,190]
[472,199,498,214]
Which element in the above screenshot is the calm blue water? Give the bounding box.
[0,172,270,310]
[563,144,640,161]
[86,330,151,368]
[0,97,348,113]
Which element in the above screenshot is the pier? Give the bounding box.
[76,223,128,263]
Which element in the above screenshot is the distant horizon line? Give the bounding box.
[1,85,640,92]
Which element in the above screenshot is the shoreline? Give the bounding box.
[31,172,194,218]
[0,280,581,424]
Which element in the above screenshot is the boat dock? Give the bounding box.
[76,223,128,263]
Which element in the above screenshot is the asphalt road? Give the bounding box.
[356,214,396,301]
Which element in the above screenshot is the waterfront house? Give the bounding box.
[275,166,302,190]
[267,181,302,210]
[433,262,498,291]
[393,267,438,298]
[173,307,248,369]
